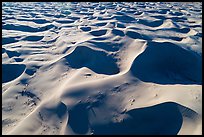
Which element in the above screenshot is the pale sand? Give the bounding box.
[2,2,202,135]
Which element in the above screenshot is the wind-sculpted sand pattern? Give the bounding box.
[2,2,202,135]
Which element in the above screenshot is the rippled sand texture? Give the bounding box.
[2,2,202,135]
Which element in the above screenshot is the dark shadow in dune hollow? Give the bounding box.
[2,24,57,32]
[126,30,151,40]
[114,15,135,23]
[43,102,67,120]
[130,41,202,85]
[80,26,91,32]
[2,37,19,45]
[112,29,125,37]
[68,103,89,134]
[67,102,198,135]
[63,46,119,75]
[137,19,164,27]
[14,58,24,62]
[5,50,21,58]
[22,36,44,41]
[92,102,183,135]
[25,68,36,76]
[2,64,26,83]
[89,29,107,37]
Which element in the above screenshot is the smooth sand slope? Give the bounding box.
[2,2,202,135]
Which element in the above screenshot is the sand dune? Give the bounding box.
[2,64,26,83]
[130,41,202,84]
[2,2,202,135]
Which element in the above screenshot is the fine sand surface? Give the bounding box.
[2,2,202,135]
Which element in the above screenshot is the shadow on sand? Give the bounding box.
[130,41,202,85]
[67,102,198,135]
[2,64,26,83]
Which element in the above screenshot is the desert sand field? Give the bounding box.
[2,2,202,135]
